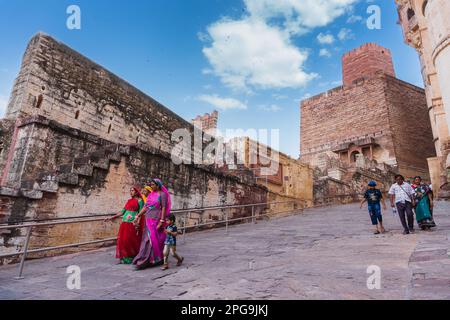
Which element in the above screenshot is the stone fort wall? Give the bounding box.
[0,33,271,263]
[4,33,189,157]
[301,76,394,165]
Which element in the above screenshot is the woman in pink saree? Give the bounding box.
[132,178,171,270]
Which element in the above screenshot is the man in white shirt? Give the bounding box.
[389,174,416,235]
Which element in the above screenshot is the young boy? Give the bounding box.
[360,181,387,234]
[161,214,184,270]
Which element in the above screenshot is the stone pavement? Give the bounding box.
[0,202,449,300]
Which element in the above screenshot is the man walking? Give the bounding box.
[389,175,416,235]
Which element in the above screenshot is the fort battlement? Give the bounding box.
[5,33,194,156]
[300,43,435,180]
[301,72,425,108]
[342,43,395,87]
[0,33,278,262]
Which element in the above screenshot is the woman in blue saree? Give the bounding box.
[412,176,435,230]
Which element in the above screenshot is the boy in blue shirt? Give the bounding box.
[360,181,387,234]
[161,214,184,270]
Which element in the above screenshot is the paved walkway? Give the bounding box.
[0,202,449,300]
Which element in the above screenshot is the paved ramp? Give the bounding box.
[0,202,449,300]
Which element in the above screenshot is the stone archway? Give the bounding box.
[350,151,361,163]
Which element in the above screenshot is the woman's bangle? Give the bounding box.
[159,219,165,222]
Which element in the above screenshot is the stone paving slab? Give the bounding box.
[0,202,449,300]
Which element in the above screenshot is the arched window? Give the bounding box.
[407,8,416,20]
[35,95,43,109]
[350,151,360,163]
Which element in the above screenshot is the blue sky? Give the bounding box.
[0,0,423,158]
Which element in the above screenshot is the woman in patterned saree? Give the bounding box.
[412,176,435,230]
[133,178,171,269]
[105,186,144,264]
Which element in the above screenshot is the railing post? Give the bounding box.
[15,226,32,280]
[225,208,229,234]
[183,212,187,243]
[252,205,255,224]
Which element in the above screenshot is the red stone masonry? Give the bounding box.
[192,110,218,134]
[342,43,396,87]
[300,43,435,177]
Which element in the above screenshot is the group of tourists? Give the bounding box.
[105,178,184,270]
[360,175,436,235]
[107,174,436,269]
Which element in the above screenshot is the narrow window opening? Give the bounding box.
[75,110,80,120]
[407,8,415,20]
[107,124,112,134]
[422,0,428,16]
[35,95,43,109]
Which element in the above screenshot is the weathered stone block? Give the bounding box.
[57,173,79,185]
[21,189,43,199]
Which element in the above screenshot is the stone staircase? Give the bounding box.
[16,144,128,199]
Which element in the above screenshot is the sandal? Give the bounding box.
[177,257,184,267]
[161,264,169,270]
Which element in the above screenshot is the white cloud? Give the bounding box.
[301,93,312,100]
[338,27,355,40]
[202,68,213,75]
[198,94,247,110]
[272,93,288,100]
[197,31,211,42]
[331,80,342,86]
[0,95,8,117]
[259,104,282,112]
[347,15,363,23]
[203,18,316,91]
[201,0,359,91]
[244,0,359,34]
[319,48,332,57]
[317,33,335,45]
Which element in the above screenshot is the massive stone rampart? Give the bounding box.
[0,33,269,263]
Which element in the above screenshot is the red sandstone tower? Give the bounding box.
[342,43,396,87]
[300,43,435,179]
[192,111,219,136]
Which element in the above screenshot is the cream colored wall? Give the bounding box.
[277,154,314,203]
[396,0,450,192]
[425,0,450,132]
[241,138,314,205]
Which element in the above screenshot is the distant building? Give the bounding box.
[227,137,314,207]
[191,111,218,137]
[300,43,435,180]
[395,0,450,198]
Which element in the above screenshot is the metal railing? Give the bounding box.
[0,200,305,279]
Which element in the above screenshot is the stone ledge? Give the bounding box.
[10,115,268,196]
